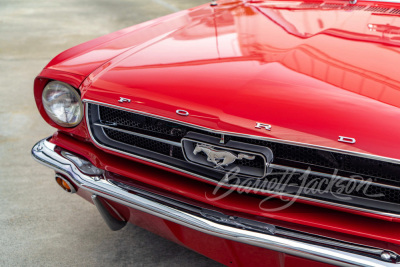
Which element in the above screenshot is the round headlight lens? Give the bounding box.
[42,81,83,127]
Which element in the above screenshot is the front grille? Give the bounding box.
[103,128,186,160]
[99,106,188,141]
[87,103,400,216]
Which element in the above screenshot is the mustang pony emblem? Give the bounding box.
[193,144,255,169]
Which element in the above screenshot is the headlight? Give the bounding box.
[42,81,83,127]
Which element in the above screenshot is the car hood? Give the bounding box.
[81,0,400,160]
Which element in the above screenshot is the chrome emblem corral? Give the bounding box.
[338,136,356,144]
[193,143,255,169]
[182,132,273,178]
[118,97,131,103]
[255,122,272,131]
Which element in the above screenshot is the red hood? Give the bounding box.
[81,0,400,160]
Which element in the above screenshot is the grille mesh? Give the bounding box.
[100,106,187,141]
[103,128,185,160]
[365,6,390,12]
[270,2,400,14]
[389,9,400,14]
[231,136,400,182]
[266,170,400,204]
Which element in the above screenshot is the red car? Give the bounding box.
[32,0,400,266]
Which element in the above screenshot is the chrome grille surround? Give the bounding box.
[85,100,400,218]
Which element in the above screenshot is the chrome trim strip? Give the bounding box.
[93,122,182,147]
[31,138,399,267]
[276,229,390,257]
[85,102,400,219]
[83,100,400,165]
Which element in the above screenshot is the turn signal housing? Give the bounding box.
[55,174,76,193]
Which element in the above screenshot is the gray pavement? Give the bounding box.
[0,0,224,266]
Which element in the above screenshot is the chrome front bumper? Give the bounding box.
[32,137,399,267]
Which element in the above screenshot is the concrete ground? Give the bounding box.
[0,0,224,266]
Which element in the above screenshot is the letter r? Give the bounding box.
[255,122,272,131]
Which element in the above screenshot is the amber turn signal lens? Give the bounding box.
[61,180,71,191]
[55,175,75,193]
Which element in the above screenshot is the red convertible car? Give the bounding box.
[32,0,400,266]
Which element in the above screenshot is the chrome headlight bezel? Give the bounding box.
[42,81,84,128]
